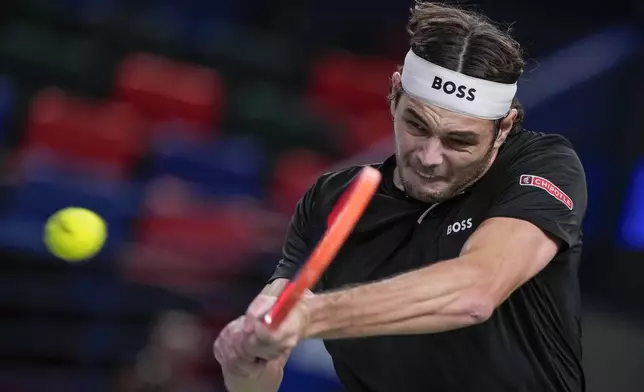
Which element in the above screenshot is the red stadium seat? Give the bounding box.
[24,87,145,176]
[308,51,397,121]
[115,52,224,135]
[126,206,252,294]
[124,178,287,293]
[269,149,331,216]
[308,52,397,155]
[341,109,392,155]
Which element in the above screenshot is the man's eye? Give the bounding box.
[406,120,424,130]
[446,138,473,148]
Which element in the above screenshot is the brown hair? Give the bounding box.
[389,1,525,134]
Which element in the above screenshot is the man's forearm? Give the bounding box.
[302,254,493,339]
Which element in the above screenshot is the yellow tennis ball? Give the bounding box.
[44,207,107,262]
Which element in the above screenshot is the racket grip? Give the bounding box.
[263,282,299,329]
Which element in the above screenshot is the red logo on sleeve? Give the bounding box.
[519,175,574,210]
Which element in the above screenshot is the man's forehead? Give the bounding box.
[405,96,478,122]
[404,97,490,132]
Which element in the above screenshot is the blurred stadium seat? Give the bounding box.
[115,52,224,131]
[269,149,331,216]
[280,365,343,392]
[100,4,184,58]
[65,0,120,17]
[0,21,113,95]
[144,1,237,49]
[150,135,266,199]
[202,25,307,87]
[24,87,145,176]
[0,76,13,147]
[342,110,393,155]
[125,186,285,294]
[307,51,395,154]
[619,159,644,250]
[150,121,211,143]
[308,51,396,119]
[227,82,341,157]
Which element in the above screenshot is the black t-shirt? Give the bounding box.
[270,131,588,392]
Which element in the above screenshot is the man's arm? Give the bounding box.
[223,279,314,392]
[221,279,289,392]
[302,217,559,339]
[218,172,323,390]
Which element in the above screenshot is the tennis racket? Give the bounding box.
[263,166,382,329]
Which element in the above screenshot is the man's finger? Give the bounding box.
[213,339,224,364]
[220,336,262,377]
[242,330,290,361]
[214,317,266,377]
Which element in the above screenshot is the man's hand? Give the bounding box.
[241,294,310,361]
[214,293,310,377]
[214,314,266,378]
[214,295,277,378]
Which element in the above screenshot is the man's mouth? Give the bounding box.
[413,168,444,181]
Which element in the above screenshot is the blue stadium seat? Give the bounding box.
[0,76,13,148]
[176,0,237,45]
[0,364,109,392]
[151,135,267,199]
[619,159,644,250]
[577,156,615,240]
[281,365,343,392]
[0,163,142,257]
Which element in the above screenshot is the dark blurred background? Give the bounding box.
[0,0,642,391]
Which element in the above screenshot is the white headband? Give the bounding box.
[401,50,517,120]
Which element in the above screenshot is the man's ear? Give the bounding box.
[390,72,402,117]
[494,109,517,148]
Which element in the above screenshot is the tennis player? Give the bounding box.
[214,2,587,391]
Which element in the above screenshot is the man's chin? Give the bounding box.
[405,185,452,203]
[397,169,455,202]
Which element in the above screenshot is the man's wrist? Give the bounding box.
[301,293,335,339]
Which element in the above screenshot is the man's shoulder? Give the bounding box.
[313,161,387,198]
[500,130,581,169]
[504,130,576,152]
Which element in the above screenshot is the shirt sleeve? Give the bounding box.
[486,136,588,249]
[268,180,320,284]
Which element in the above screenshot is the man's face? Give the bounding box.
[390,74,514,203]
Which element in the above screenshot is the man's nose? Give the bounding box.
[418,137,444,167]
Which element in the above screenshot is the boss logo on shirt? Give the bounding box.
[520,175,573,210]
[447,218,473,235]
[431,76,477,101]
